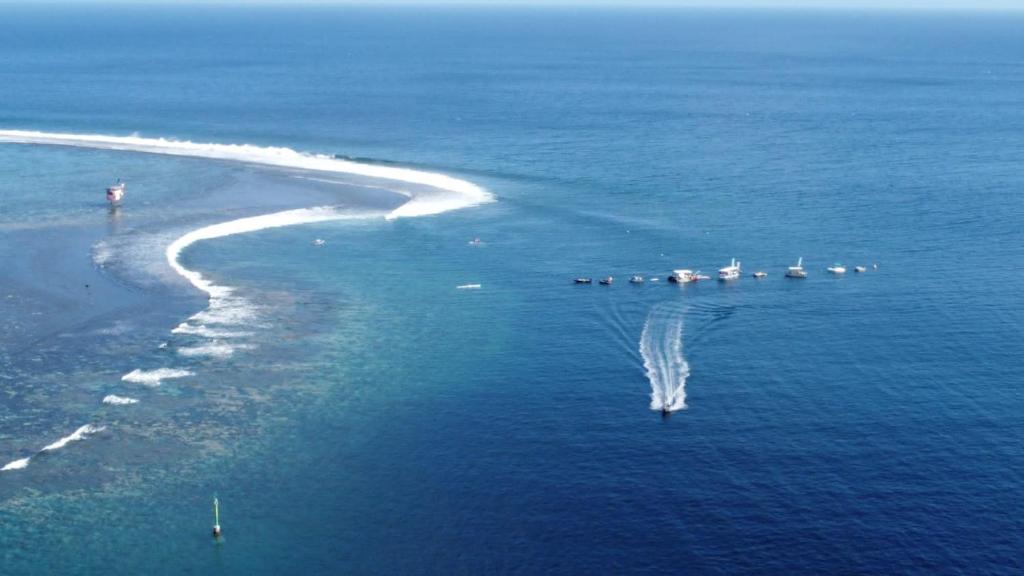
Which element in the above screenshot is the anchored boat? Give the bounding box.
[718,258,741,281]
[106,179,125,204]
[786,257,807,278]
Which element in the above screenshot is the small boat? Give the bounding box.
[106,179,125,204]
[574,278,593,284]
[854,265,867,273]
[786,257,807,278]
[668,269,697,284]
[718,258,741,281]
[456,283,481,290]
[312,238,326,247]
[696,274,711,281]
[752,271,768,279]
[827,263,847,274]
[629,275,644,284]
[599,276,614,285]
[468,238,482,246]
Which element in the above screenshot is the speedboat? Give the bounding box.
[854,265,867,273]
[827,263,846,274]
[629,275,644,284]
[718,258,741,281]
[106,179,125,204]
[574,278,592,284]
[599,276,614,285]
[752,271,767,279]
[786,257,807,278]
[668,269,697,284]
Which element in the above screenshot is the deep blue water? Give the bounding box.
[1,5,1023,574]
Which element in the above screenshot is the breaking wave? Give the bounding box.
[0,129,493,219]
[1,424,105,472]
[640,303,690,412]
[103,395,139,405]
[121,367,194,387]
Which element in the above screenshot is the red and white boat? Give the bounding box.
[106,179,125,204]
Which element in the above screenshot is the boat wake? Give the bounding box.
[640,303,690,412]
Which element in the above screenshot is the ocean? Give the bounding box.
[1,5,1023,574]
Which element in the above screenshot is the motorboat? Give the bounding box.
[718,258,741,281]
[106,179,125,204]
[468,238,482,246]
[599,276,614,285]
[786,257,807,278]
[312,238,326,247]
[629,275,644,284]
[854,265,867,273]
[668,269,697,284]
[574,278,593,284]
[752,271,767,279]
[827,263,847,274]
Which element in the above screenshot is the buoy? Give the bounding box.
[212,496,222,538]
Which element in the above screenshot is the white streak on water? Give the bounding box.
[1,424,106,472]
[121,368,194,387]
[640,304,690,412]
[102,395,139,406]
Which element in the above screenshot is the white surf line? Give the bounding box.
[0,129,493,219]
[2,424,105,472]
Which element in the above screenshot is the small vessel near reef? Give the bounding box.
[786,257,807,278]
[827,263,847,274]
[718,258,741,281]
[312,238,326,247]
[752,271,768,279]
[457,283,481,290]
[105,179,125,204]
[854,265,867,273]
[599,276,614,285]
[468,238,482,246]
[630,275,644,284]
[574,277,593,284]
[668,269,697,284]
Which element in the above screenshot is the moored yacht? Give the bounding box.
[827,263,847,274]
[668,269,697,284]
[854,265,867,273]
[630,275,644,284]
[718,258,740,281]
[786,257,807,278]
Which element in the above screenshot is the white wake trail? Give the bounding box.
[640,303,690,412]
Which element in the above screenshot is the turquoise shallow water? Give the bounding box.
[1,6,1024,574]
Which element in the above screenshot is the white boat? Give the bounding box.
[312,238,326,247]
[669,269,697,283]
[718,258,740,281]
[827,263,846,274]
[106,179,125,204]
[752,271,767,279]
[599,276,614,285]
[786,257,807,278]
[629,275,644,284]
[854,265,867,273]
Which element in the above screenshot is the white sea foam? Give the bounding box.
[0,129,493,219]
[121,367,194,387]
[177,342,249,359]
[103,395,139,405]
[41,424,105,452]
[171,322,252,338]
[1,457,30,471]
[641,304,690,412]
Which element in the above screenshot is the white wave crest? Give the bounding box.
[641,303,690,412]
[41,424,105,452]
[171,322,252,338]
[1,457,30,471]
[0,129,493,219]
[176,342,249,359]
[103,395,139,405]
[121,367,194,387]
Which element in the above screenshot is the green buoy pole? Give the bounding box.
[212,496,222,538]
